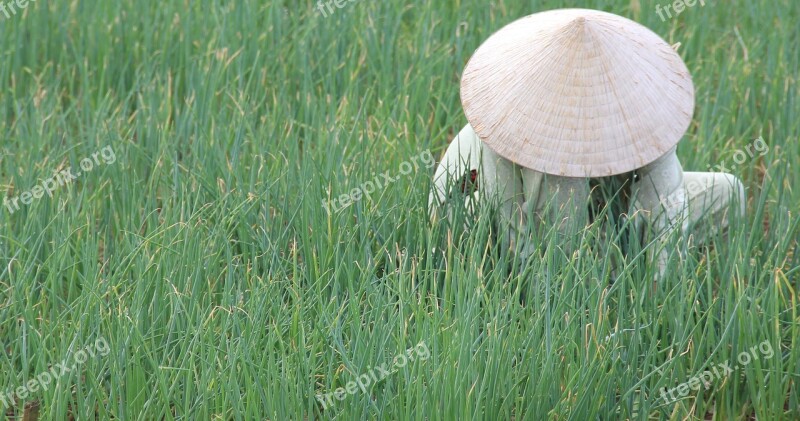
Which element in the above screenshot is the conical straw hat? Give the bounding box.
[460,8,695,177]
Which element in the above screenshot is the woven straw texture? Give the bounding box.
[460,8,695,177]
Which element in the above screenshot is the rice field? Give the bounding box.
[0,0,798,419]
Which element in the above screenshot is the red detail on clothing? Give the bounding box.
[460,169,479,193]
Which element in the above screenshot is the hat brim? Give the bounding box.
[460,8,695,177]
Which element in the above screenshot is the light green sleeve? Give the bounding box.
[632,146,687,278]
[516,169,589,259]
[428,125,524,247]
[429,124,483,209]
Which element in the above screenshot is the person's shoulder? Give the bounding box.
[640,145,680,171]
[456,123,479,140]
[447,123,482,149]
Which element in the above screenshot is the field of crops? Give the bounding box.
[1,0,798,419]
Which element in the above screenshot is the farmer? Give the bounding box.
[429,9,745,277]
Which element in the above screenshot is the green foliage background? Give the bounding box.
[0,0,798,419]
